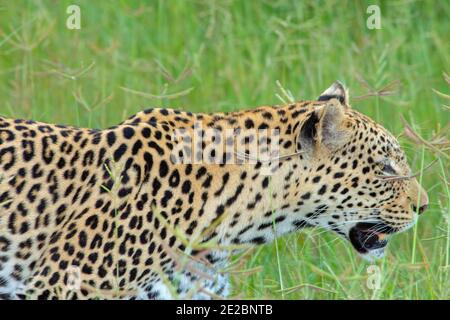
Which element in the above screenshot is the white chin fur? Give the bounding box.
[360,247,386,262]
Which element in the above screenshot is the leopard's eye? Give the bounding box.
[379,161,396,175]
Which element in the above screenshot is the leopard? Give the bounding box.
[0,81,428,299]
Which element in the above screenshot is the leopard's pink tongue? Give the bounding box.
[376,233,387,241]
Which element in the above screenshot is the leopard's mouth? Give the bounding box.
[349,222,395,260]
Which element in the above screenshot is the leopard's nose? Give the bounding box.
[411,180,428,215]
[412,204,428,215]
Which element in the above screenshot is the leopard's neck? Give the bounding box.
[124,103,326,248]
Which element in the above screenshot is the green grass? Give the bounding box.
[0,0,448,299]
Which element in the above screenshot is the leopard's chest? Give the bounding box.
[136,253,230,300]
[0,257,29,299]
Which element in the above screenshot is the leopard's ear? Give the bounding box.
[318,81,350,107]
[299,99,349,156]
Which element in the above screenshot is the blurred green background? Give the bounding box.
[0,0,448,299]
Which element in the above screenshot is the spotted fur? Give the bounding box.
[0,82,428,299]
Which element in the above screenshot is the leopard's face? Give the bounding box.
[290,82,429,260]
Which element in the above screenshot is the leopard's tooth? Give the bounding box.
[376,233,387,241]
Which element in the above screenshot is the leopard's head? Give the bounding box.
[294,82,428,260]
